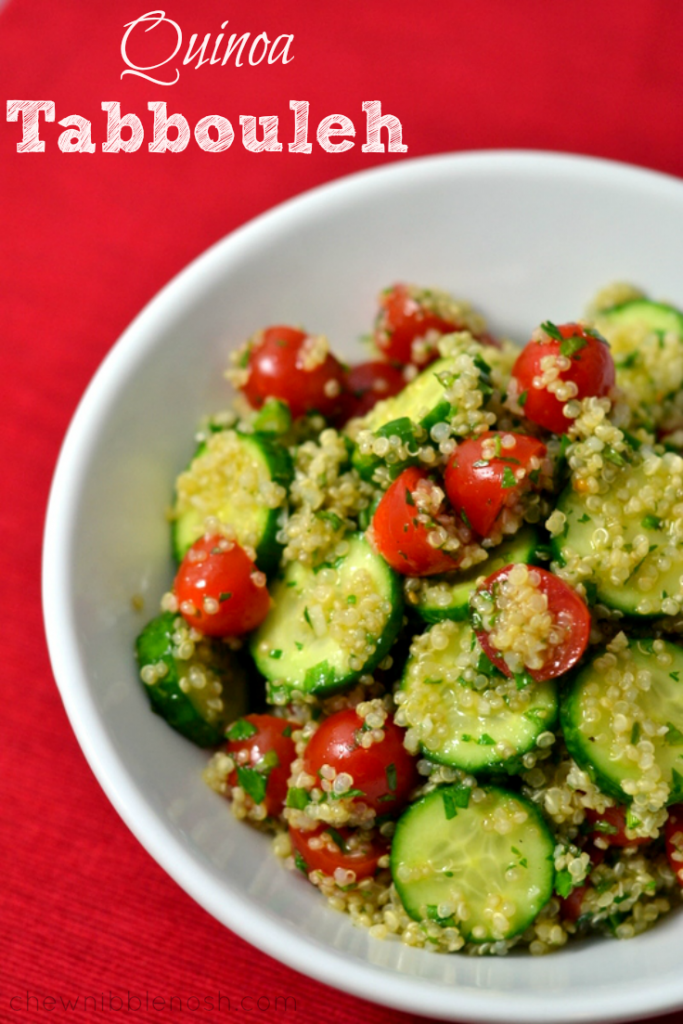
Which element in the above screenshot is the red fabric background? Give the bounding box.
[4,1,683,1021]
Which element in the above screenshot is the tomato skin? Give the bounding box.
[335,361,406,423]
[665,804,683,884]
[559,884,590,923]
[289,824,386,881]
[584,806,651,848]
[444,431,547,538]
[473,565,591,682]
[370,467,463,576]
[511,323,615,434]
[225,714,297,817]
[241,325,346,420]
[374,284,463,366]
[175,535,270,637]
[302,708,419,815]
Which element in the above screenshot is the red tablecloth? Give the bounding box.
[5,1,683,1021]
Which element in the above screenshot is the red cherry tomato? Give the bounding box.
[665,804,683,884]
[559,884,590,923]
[473,565,591,682]
[444,431,547,538]
[302,708,419,815]
[175,535,270,637]
[335,361,406,423]
[289,823,386,882]
[241,325,346,420]
[511,322,615,434]
[584,806,651,848]
[370,466,464,576]
[374,284,464,366]
[226,714,297,818]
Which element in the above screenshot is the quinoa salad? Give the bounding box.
[135,281,683,956]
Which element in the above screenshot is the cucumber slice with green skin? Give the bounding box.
[413,526,541,623]
[171,430,293,572]
[251,533,403,701]
[136,611,248,747]
[350,353,490,481]
[399,618,558,773]
[561,637,683,806]
[594,300,683,423]
[391,784,555,943]
[552,455,683,617]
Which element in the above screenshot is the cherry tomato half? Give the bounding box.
[175,534,270,637]
[241,325,346,420]
[335,361,406,423]
[665,804,683,885]
[584,806,651,849]
[370,466,464,576]
[226,714,297,818]
[373,284,464,366]
[289,823,386,882]
[444,431,547,538]
[473,565,591,682]
[302,708,419,815]
[511,322,615,434]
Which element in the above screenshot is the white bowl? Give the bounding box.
[43,151,683,1024]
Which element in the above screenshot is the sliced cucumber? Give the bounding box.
[251,533,403,700]
[171,429,292,572]
[413,526,540,623]
[136,611,248,747]
[400,619,557,772]
[594,299,683,425]
[561,637,683,806]
[350,350,491,481]
[391,784,555,943]
[553,455,683,617]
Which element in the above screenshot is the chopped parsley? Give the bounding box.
[385,763,397,792]
[286,787,311,809]
[226,718,258,741]
[442,784,471,820]
[501,466,517,489]
[560,334,587,358]
[541,320,564,342]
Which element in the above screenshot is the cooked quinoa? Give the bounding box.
[137,281,683,958]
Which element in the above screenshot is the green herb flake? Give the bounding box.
[560,334,587,359]
[442,784,471,820]
[226,718,258,741]
[555,869,574,899]
[325,827,348,853]
[478,733,495,746]
[671,767,683,801]
[286,787,311,810]
[347,594,357,605]
[501,466,517,489]
[385,763,397,792]
[593,820,618,835]
[603,445,626,467]
[578,513,591,524]
[303,607,313,628]
[294,852,308,875]
[460,508,472,529]
[515,670,534,690]
[630,722,641,745]
[295,641,304,651]
[236,766,268,804]
[269,649,283,660]
[671,671,681,683]
[405,488,416,507]
[331,787,366,801]
[518,390,528,407]
[541,320,564,342]
[665,722,683,746]
[219,592,232,602]
[641,514,662,531]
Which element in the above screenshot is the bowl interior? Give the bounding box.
[44,152,683,1023]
